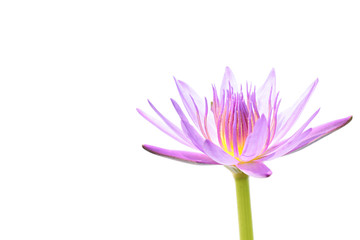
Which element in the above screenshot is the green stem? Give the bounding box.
[231,169,254,240]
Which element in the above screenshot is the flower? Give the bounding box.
[137,67,352,178]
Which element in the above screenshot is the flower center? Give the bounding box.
[211,84,260,159]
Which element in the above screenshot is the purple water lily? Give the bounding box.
[137,67,352,178]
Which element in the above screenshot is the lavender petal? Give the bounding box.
[143,144,219,164]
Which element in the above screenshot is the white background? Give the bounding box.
[0,0,359,239]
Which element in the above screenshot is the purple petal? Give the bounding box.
[203,140,239,165]
[273,79,319,143]
[142,144,219,165]
[256,68,276,116]
[264,108,320,158]
[263,128,312,162]
[236,162,272,178]
[137,108,192,147]
[174,79,217,140]
[172,98,214,151]
[203,97,218,141]
[171,98,189,123]
[181,120,206,151]
[147,100,193,146]
[287,115,353,154]
[220,67,238,99]
[174,79,205,126]
[240,115,269,161]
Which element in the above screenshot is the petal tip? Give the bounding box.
[338,115,353,129]
[270,68,276,76]
[142,144,158,156]
[170,98,179,107]
[258,168,272,178]
[224,66,234,77]
[265,170,272,178]
[142,144,151,151]
[347,115,353,123]
[136,108,145,116]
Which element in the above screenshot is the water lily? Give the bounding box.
[137,67,352,239]
[138,67,351,177]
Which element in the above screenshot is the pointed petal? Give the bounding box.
[171,98,189,123]
[263,128,312,162]
[137,108,192,147]
[264,109,320,158]
[174,78,205,127]
[203,140,239,165]
[240,115,269,161]
[142,144,219,165]
[256,68,276,116]
[147,100,192,146]
[287,115,353,154]
[181,120,206,151]
[274,79,318,143]
[236,162,272,178]
[220,67,238,99]
[172,98,214,151]
[203,97,218,141]
[174,79,217,140]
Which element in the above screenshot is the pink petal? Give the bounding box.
[264,128,312,161]
[236,162,272,178]
[174,79,217,141]
[171,98,189,123]
[172,98,214,151]
[261,108,320,161]
[256,68,276,116]
[273,79,318,143]
[142,144,219,165]
[137,108,192,147]
[181,120,206,151]
[220,67,238,99]
[203,140,239,165]
[174,78,205,127]
[287,115,352,154]
[240,115,269,161]
[147,100,193,146]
